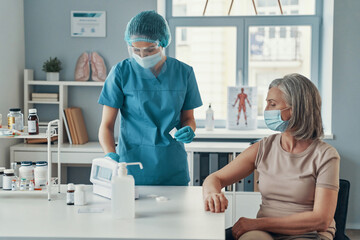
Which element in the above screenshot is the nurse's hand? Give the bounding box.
[105,152,120,162]
[174,126,195,143]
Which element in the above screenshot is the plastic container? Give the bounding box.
[67,183,75,205]
[27,109,39,135]
[3,169,15,190]
[7,108,24,131]
[111,162,143,219]
[34,161,48,187]
[0,167,5,188]
[74,185,86,206]
[19,161,34,182]
[205,103,214,131]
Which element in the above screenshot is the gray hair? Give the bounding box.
[269,73,323,140]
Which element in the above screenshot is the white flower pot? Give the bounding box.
[46,72,59,81]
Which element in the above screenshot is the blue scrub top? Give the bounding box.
[98,57,202,185]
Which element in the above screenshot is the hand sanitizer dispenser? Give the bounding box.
[112,162,143,219]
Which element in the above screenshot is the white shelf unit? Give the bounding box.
[24,69,104,143]
[1,120,60,200]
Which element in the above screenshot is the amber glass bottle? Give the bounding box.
[28,109,39,135]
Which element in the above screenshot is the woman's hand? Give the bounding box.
[203,192,228,213]
[232,217,256,240]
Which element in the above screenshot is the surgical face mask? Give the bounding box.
[132,51,162,69]
[264,107,290,132]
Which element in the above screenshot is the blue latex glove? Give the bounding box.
[174,126,195,143]
[105,152,120,162]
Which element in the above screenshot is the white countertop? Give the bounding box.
[0,186,225,240]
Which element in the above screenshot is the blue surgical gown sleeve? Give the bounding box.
[98,65,124,109]
[182,67,203,111]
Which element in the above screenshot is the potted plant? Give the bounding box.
[42,57,62,81]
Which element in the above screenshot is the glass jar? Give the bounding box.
[34,161,48,187]
[3,169,15,190]
[28,108,39,135]
[7,108,24,131]
[19,161,34,182]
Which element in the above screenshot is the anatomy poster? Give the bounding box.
[227,86,257,130]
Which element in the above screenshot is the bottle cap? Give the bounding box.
[67,183,75,191]
[36,161,48,166]
[21,161,33,166]
[4,169,14,174]
[21,178,26,181]
[29,109,37,114]
[9,108,21,112]
[0,167,5,173]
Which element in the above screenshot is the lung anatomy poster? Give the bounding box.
[227,86,257,130]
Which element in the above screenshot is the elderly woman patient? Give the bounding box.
[202,73,339,240]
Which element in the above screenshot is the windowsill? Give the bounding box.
[195,128,334,140]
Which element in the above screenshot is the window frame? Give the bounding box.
[166,0,323,128]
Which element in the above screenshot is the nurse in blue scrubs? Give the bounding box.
[98,11,202,186]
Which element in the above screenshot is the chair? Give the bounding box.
[225,179,351,240]
[334,179,351,240]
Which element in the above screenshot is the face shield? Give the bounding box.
[128,43,165,69]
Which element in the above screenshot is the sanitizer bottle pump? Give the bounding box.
[111,162,143,219]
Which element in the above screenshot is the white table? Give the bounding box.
[0,186,225,240]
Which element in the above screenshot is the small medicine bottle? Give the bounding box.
[67,183,75,205]
[27,109,39,135]
[74,185,86,206]
[3,169,15,190]
[29,180,35,191]
[11,179,17,191]
[20,178,26,191]
[0,167,5,189]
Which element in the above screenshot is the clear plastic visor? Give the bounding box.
[128,44,162,58]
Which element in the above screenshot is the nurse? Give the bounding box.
[98,11,202,186]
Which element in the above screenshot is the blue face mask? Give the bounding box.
[132,52,162,69]
[264,108,290,132]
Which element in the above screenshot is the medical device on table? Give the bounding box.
[90,157,142,199]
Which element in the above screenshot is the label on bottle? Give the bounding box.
[8,116,15,129]
[28,120,37,133]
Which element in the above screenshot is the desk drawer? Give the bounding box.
[55,152,104,164]
[14,151,47,162]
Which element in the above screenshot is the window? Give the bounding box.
[172,0,316,16]
[175,27,237,120]
[167,0,321,126]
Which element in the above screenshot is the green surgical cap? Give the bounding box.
[124,11,171,48]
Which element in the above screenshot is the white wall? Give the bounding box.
[0,0,25,167]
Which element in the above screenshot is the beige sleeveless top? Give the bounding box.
[255,134,340,239]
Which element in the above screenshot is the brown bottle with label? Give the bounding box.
[28,109,39,135]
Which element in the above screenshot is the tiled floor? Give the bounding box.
[346,229,360,240]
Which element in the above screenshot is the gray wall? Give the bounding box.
[325,0,360,228]
[24,0,157,141]
[0,0,25,168]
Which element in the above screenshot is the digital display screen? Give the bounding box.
[95,166,112,181]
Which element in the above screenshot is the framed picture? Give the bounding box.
[71,11,106,37]
[227,86,257,130]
